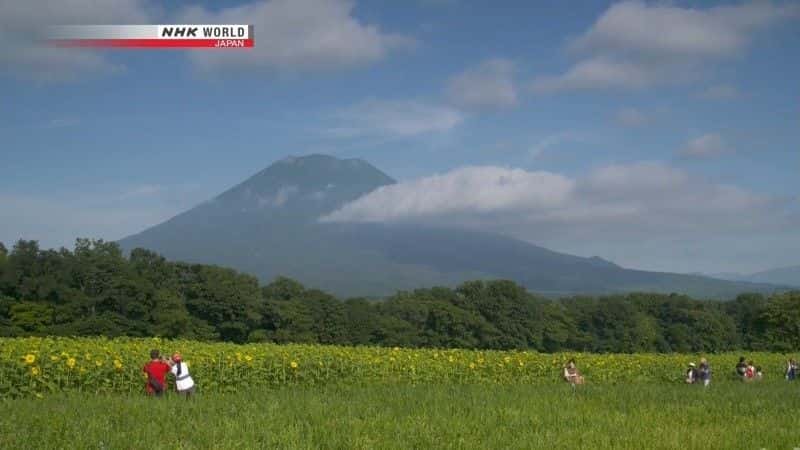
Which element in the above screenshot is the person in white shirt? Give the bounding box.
[685,362,697,384]
[169,352,195,397]
[563,358,584,386]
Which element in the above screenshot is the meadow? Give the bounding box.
[2,383,799,449]
[2,337,799,449]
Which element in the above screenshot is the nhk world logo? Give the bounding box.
[48,24,254,49]
[158,25,249,39]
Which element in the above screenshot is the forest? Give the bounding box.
[1,239,798,352]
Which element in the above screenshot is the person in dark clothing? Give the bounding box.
[735,356,747,379]
[786,359,797,381]
[698,358,711,387]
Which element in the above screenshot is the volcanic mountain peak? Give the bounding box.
[217,154,393,202]
[119,154,787,298]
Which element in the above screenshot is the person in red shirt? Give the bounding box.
[143,349,171,396]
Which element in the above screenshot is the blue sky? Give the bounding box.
[1,0,799,274]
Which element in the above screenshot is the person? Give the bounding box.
[755,366,763,380]
[685,362,698,384]
[698,358,711,387]
[744,361,756,380]
[735,356,747,379]
[143,349,171,396]
[786,359,797,381]
[168,352,195,397]
[563,358,584,386]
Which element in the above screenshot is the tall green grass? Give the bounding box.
[3,382,798,449]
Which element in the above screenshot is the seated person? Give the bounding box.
[563,358,584,385]
[735,357,747,378]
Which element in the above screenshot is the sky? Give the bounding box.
[1,0,799,275]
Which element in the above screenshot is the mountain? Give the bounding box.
[747,266,800,286]
[711,266,800,287]
[119,154,786,299]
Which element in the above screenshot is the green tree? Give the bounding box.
[182,265,262,343]
[263,277,306,301]
[726,293,768,349]
[342,298,380,345]
[761,291,800,351]
[9,301,54,333]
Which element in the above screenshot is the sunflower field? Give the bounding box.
[0,336,791,398]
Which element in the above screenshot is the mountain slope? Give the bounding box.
[712,266,800,287]
[119,155,786,299]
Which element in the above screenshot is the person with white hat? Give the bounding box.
[168,352,196,397]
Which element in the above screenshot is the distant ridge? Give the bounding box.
[710,265,800,288]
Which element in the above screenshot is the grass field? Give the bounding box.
[3,337,799,448]
[3,383,799,449]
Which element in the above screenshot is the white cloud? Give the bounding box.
[679,133,729,158]
[328,99,464,138]
[531,56,664,93]
[2,49,125,83]
[698,84,742,100]
[256,185,298,207]
[570,1,794,58]
[322,166,574,222]
[0,0,153,82]
[445,59,518,110]
[532,1,799,93]
[320,162,800,273]
[321,161,791,243]
[182,0,414,74]
[581,162,688,196]
[615,107,647,127]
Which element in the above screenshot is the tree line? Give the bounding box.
[1,239,798,352]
